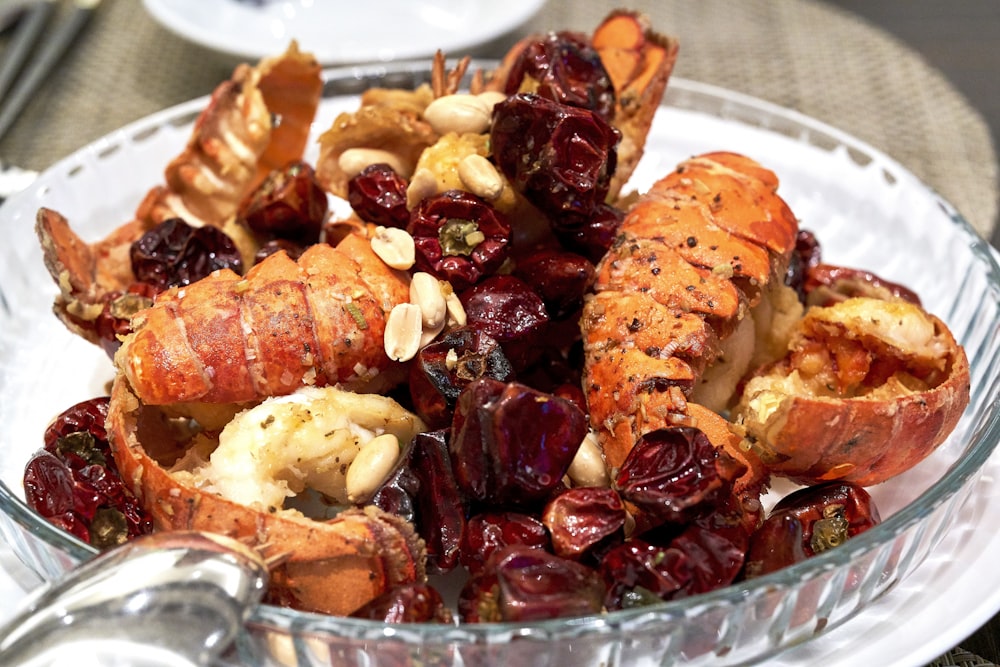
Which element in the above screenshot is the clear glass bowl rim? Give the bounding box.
[1,59,999,644]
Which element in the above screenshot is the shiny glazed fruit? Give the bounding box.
[615,427,738,530]
[492,93,619,229]
[744,482,881,578]
[513,247,595,319]
[347,162,410,228]
[458,545,605,622]
[502,30,616,121]
[24,397,153,548]
[407,190,512,292]
[237,160,328,244]
[350,583,453,623]
[460,511,550,575]
[449,378,587,506]
[408,326,515,429]
[543,487,626,560]
[130,217,243,291]
[459,275,549,370]
[409,430,467,575]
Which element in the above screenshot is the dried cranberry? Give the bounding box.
[458,545,605,622]
[600,538,692,610]
[502,31,616,121]
[667,493,751,596]
[561,201,624,263]
[407,190,512,292]
[237,161,328,244]
[460,512,551,575]
[350,583,453,623]
[745,482,881,578]
[513,247,595,319]
[25,397,153,548]
[408,326,515,429]
[614,427,737,531]
[253,238,307,265]
[43,396,110,452]
[410,430,467,575]
[450,378,587,507]
[543,487,626,560]
[491,93,619,229]
[130,218,243,291]
[347,163,410,228]
[459,275,549,370]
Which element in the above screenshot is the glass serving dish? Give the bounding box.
[1,63,999,667]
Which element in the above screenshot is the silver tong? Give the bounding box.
[0,531,269,667]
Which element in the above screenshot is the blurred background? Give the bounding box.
[825,0,1000,246]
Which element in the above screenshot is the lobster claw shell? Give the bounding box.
[105,377,427,615]
[733,297,971,486]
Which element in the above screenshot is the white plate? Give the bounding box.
[142,0,546,65]
[1,71,999,665]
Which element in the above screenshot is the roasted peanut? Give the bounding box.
[458,154,504,201]
[339,148,409,179]
[384,303,423,362]
[371,226,415,270]
[346,433,402,504]
[423,94,492,135]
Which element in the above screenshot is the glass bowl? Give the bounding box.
[2,63,999,666]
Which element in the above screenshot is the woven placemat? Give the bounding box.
[0,1,997,665]
[0,0,996,238]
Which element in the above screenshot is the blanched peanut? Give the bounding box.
[566,431,611,488]
[371,226,415,270]
[423,94,492,135]
[458,154,504,201]
[345,433,401,504]
[339,148,409,179]
[477,90,508,108]
[406,167,439,209]
[384,303,423,362]
[410,272,447,329]
[444,290,467,327]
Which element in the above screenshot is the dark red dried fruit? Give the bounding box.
[347,163,410,228]
[543,487,626,560]
[25,397,153,548]
[449,378,587,506]
[408,326,515,429]
[667,493,751,596]
[130,218,243,291]
[459,274,549,370]
[350,583,453,623]
[513,247,595,319]
[460,512,550,575]
[491,93,619,229]
[600,538,692,610]
[614,427,736,531]
[561,201,624,264]
[502,31,616,121]
[408,190,512,292]
[410,430,467,575]
[804,263,922,307]
[458,545,605,622]
[253,238,307,265]
[237,160,328,244]
[744,482,881,578]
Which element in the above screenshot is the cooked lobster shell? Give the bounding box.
[105,378,427,615]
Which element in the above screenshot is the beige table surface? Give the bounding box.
[1,1,998,665]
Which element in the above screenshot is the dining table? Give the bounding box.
[1,1,998,666]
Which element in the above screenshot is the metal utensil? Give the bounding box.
[0,0,101,143]
[0,0,56,101]
[0,531,269,667]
